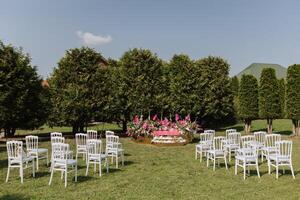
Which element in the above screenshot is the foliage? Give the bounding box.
[286,64,300,135]
[0,41,49,136]
[230,76,239,120]
[48,47,108,133]
[278,78,286,118]
[195,56,234,125]
[259,68,281,133]
[238,74,259,133]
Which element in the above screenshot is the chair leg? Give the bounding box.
[86,161,89,176]
[75,164,78,182]
[65,167,67,188]
[207,155,209,167]
[200,150,202,162]
[268,159,271,174]
[229,150,231,162]
[20,164,24,184]
[6,166,10,182]
[99,161,102,177]
[49,166,54,185]
[243,163,246,180]
[234,160,237,175]
[116,155,119,169]
[256,159,260,178]
[46,151,49,166]
[213,157,216,171]
[106,158,109,173]
[290,163,295,179]
[276,163,279,179]
[224,155,228,170]
[36,155,39,171]
[32,159,35,178]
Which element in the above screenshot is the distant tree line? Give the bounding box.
[1,40,300,136]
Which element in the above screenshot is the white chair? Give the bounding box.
[75,133,88,162]
[86,139,109,176]
[49,143,77,187]
[87,130,98,140]
[250,131,266,161]
[235,147,260,180]
[106,135,124,168]
[268,140,295,179]
[262,134,281,161]
[50,132,62,138]
[223,132,241,161]
[25,135,49,171]
[195,132,214,162]
[105,130,115,137]
[204,130,215,136]
[207,136,228,171]
[225,129,237,138]
[6,141,35,183]
[241,135,255,148]
[50,136,73,171]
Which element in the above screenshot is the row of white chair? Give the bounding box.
[195,129,295,179]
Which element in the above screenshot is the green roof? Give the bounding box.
[237,63,287,79]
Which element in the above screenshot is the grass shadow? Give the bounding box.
[0,159,7,168]
[34,171,49,178]
[76,175,93,182]
[0,194,31,200]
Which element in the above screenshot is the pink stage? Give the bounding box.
[152,130,181,137]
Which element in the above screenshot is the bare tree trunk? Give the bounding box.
[267,119,273,134]
[244,119,251,134]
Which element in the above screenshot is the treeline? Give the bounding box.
[1,40,300,136]
[232,66,300,135]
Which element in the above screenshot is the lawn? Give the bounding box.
[0,119,299,200]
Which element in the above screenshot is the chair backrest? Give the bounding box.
[87,130,98,140]
[241,135,255,148]
[105,130,115,137]
[227,132,241,145]
[75,133,87,147]
[253,131,266,144]
[213,136,225,150]
[275,140,292,157]
[199,132,214,142]
[51,136,65,145]
[87,139,102,156]
[25,135,38,151]
[7,141,23,160]
[265,134,281,148]
[50,132,62,138]
[52,143,69,162]
[237,147,257,158]
[106,135,120,150]
[225,129,237,138]
[204,130,215,137]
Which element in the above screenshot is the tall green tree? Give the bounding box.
[259,68,281,133]
[278,78,286,118]
[230,76,240,120]
[168,54,203,119]
[195,56,234,125]
[238,74,259,133]
[286,64,300,136]
[0,41,49,136]
[111,48,163,131]
[49,47,108,133]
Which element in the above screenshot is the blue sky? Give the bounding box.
[1,0,300,78]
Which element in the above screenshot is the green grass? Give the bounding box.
[0,119,299,199]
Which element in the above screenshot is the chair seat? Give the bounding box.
[249,141,264,149]
[89,154,107,161]
[207,149,225,156]
[10,156,34,164]
[29,148,48,154]
[224,144,239,149]
[196,143,211,150]
[236,155,257,162]
[262,146,277,152]
[54,159,77,165]
[269,155,291,162]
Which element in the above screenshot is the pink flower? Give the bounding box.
[152,114,158,121]
[142,122,148,130]
[133,115,139,125]
[175,114,180,121]
[185,114,191,121]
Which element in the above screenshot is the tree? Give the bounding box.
[0,41,49,136]
[49,47,108,133]
[238,74,259,134]
[286,64,300,136]
[168,54,204,119]
[195,56,234,126]
[111,48,163,132]
[278,78,286,118]
[230,76,239,120]
[259,68,281,133]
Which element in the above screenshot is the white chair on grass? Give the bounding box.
[50,132,62,138]
[105,130,115,137]
[106,135,124,168]
[25,135,48,171]
[268,140,295,179]
[250,131,266,161]
[49,143,77,187]
[6,141,35,183]
[235,147,260,180]
[223,132,241,161]
[241,135,255,148]
[204,130,215,136]
[87,130,98,140]
[262,134,281,161]
[225,129,237,138]
[75,133,88,162]
[86,139,109,176]
[207,136,228,171]
[195,132,214,162]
